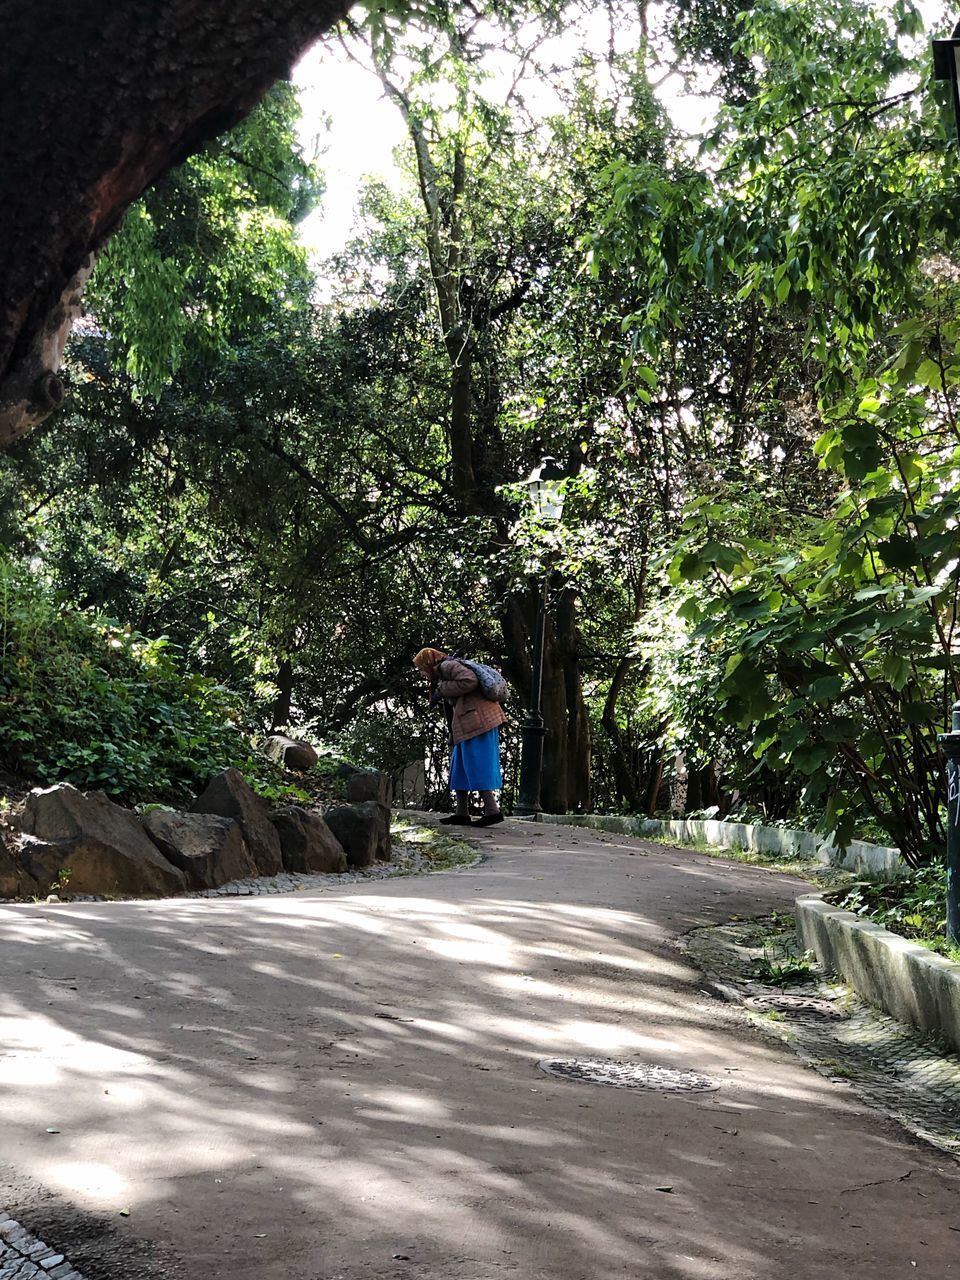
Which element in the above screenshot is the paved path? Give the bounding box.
[0,820,957,1279]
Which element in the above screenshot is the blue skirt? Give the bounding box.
[450,729,502,791]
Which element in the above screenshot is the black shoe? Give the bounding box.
[439,814,473,826]
[476,813,504,827]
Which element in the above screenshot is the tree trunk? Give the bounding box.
[501,580,590,814]
[1,0,350,447]
[601,695,643,811]
[644,733,668,816]
[685,765,702,812]
[555,586,591,812]
[446,338,478,509]
[271,657,294,731]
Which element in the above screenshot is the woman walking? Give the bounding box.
[413,647,505,826]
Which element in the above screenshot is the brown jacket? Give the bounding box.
[436,658,507,745]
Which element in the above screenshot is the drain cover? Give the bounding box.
[538,1058,719,1092]
[746,993,848,1020]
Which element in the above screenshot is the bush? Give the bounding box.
[0,558,262,804]
[838,864,951,955]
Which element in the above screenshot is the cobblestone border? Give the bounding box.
[0,1217,85,1280]
[681,918,960,1159]
[187,834,481,897]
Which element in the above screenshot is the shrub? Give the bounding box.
[0,557,262,804]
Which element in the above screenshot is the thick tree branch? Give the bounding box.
[1,0,351,446]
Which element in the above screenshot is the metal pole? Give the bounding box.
[514,569,549,817]
[932,26,960,144]
[937,700,960,945]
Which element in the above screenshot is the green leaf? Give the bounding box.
[901,701,937,725]
[881,653,912,691]
[915,359,945,391]
[808,675,844,702]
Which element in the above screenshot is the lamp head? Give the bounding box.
[933,22,960,143]
[519,456,567,522]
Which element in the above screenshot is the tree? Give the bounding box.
[330,8,603,809]
[0,0,351,448]
[588,0,960,854]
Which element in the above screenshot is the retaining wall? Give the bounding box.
[538,812,903,877]
[796,894,960,1053]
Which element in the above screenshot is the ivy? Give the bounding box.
[0,558,268,804]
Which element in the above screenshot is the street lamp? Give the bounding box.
[933,22,960,144]
[932,29,960,940]
[514,456,567,818]
[937,703,960,945]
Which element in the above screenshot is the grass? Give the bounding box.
[639,829,851,882]
[390,818,478,874]
[813,1058,857,1080]
[836,864,960,963]
[751,949,818,985]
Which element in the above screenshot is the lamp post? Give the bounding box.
[937,703,960,945]
[933,23,960,143]
[514,457,566,818]
[932,30,960,941]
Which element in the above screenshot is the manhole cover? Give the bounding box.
[745,993,848,1020]
[538,1058,719,1091]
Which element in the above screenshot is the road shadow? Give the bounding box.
[0,836,956,1280]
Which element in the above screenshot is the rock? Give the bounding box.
[17,785,186,897]
[269,807,347,874]
[345,768,393,807]
[142,809,256,890]
[262,735,319,772]
[324,801,392,868]
[0,842,39,898]
[191,768,282,876]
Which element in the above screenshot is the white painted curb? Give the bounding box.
[539,812,903,877]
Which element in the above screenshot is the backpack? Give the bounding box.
[457,657,509,703]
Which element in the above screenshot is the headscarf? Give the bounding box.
[412,647,448,675]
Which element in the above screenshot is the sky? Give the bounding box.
[293,40,408,261]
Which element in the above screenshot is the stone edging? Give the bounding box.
[538,812,902,877]
[795,893,960,1054]
[0,1216,85,1279]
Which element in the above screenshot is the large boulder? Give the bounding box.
[191,768,282,876]
[262,735,319,772]
[324,801,392,868]
[17,785,186,897]
[345,768,393,807]
[0,842,39,898]
[142,809,256,890]
[270,807,347,874]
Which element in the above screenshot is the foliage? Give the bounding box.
[593,0,947,388]
[5,0,960,849]
[0,557,267,804]
[838,863,958,960]
[86,84,319,400]
[664,407,960,865]
[585,0,960,859]
[752,949,817,986]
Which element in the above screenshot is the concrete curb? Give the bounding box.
[795,893,960,1054]
[539,812,903,877]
